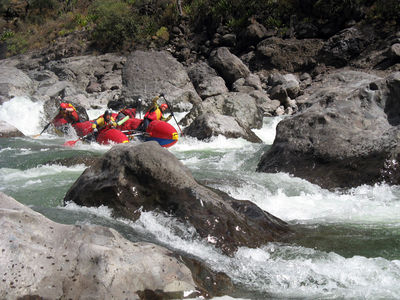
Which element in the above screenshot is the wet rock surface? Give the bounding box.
[65,142,291,255]
[0,192,201,299]
[257,71,400,189]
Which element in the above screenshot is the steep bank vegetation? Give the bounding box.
[0,0,399,57]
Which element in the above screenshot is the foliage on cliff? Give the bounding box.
[0,0,398,57]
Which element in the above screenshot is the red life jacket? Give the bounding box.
[144,107,162,121]
[121,108,136,118]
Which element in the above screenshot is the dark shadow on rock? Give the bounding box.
[64,142,292,256]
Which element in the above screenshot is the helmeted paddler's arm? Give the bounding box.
[161,115,172,122]
[151,96,160,109]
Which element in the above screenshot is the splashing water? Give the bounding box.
[2,97,400,299]
[0,96,44,135]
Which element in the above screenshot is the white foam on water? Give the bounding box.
[63,201,114,219]
[173,134,251,152]
[0,96,44,135]
[252,116,284,144]
[217,172,400,224]
[131,211,400,298]
[64,204,400,299]
[0,164,86,181]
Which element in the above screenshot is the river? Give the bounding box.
[1,97,400,299]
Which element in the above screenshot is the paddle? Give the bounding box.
[161,95,183,136]
[137,98,142,119]
[63,137,83,147]
[32,117,55,138]
[121,130,149,139]
[121,129,146,134]
[63,133,92,147]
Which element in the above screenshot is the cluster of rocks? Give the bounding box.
[1,15,400,298]
[0,141,292,298]
[0,18,400,181]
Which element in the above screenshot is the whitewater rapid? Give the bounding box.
[1,96,400,299]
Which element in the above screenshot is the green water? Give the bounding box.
[1,132,400,299]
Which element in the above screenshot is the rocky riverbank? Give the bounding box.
[1,17,400,298]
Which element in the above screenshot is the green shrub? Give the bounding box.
[155,26,169,41]
[1,29,14,41]
[182,0,296,32]
[6,32,28,55]
[89,0,138,49]
[28,0,60,22]
[367,0,400,23]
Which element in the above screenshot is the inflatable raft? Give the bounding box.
[58,115,179,148]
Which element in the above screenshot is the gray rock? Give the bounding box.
[28,69,58,84]
[0,192,200,299]
[282,74,301,99]
[250,90,281,116]
[269,85,288,103]
[245,73,263,91]
[45,54,125,91]
[221,34,237,47]
[86,80,102,93]
[0,120,24,138]
[209,47,250,87]
[0,65,34,99]
[122,50,201,111]
[181,92,264,129]
[187,62,228,99]
[37,80,78,99]
[183,113,263,143]
[319,27,371,67]
[238,20,272,49]
[233,74,263,92]
[257,70,400,189]
[65,142,291,256]
[254,37,323,72]
[389,43,400,60]
[232,78,255,93]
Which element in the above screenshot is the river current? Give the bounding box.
[1,97,400,299]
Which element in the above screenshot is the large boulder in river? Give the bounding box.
[183,112,263,143]
[257,71,400,189]
[180,92,264,129]
[121,50,201,111]
[64,142,290,255]
[0,192,200,299]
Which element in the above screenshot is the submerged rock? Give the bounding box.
[65,142,291,255]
